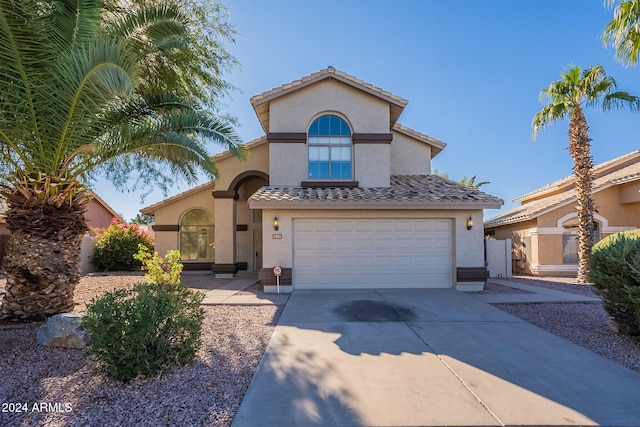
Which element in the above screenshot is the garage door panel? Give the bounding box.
[293,218,453,289]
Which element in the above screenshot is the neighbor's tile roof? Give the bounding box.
[514,150,640,203]
[249,175,503,208]
[485,160,640,227]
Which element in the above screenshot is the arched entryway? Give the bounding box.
[212,170,268,277]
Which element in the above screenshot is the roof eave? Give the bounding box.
[248,199,503,210]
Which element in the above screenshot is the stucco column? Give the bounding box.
[213,195,236,278]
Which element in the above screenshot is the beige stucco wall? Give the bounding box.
[214,140,269,191]
[354,144,390,187]
[261,209,486,287]
[390,132,432,175]
[619,181,640,205]
[269,142,306,186]
[269,79,390,133]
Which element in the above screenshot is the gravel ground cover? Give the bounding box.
[1,273,640,426]
[0,273,281,427]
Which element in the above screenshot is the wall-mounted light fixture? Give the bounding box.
[273,217,279,231]
[466,216,473,230]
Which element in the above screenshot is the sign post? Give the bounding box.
[272,265,282,294]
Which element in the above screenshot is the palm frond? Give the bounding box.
[603,0,640,65]
[603,91,640,112]
[532,103,569,139]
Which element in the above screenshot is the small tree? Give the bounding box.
[134,244,183,285]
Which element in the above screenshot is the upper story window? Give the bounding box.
[308,115,352,180]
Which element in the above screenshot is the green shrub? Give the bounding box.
[593,228,640,252]
[82,282,205,382]
[591,231,640,335]
[133,244,183,285]
[91,219,154,271]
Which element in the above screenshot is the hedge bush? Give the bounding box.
[82,282,205,382]
[590,230,640,335]
[91,219,154,271]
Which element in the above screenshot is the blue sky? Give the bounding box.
[98,0,640,221]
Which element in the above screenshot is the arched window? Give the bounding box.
[308,114,352,180]
[180,209,214,261]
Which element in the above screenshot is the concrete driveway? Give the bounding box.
[232,289,640,426]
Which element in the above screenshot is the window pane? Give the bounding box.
[308,136,321,145]
[562,233,579,264]
[309,161,329,178]
[318,116,331,135]
[180,209,214,261]
[308,119,320,135]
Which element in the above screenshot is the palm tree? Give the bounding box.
[603,0,640,66]
[0,1,244,320]
[532,65,639,282]
[460,175,490,190]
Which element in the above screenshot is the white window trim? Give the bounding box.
[529,212,634,235]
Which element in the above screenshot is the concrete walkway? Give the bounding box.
[233,288,640,426]
[202,275,289,305]
[472,278,602,304]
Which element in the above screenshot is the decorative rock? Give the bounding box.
[36,313,88,349]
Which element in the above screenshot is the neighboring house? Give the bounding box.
[0,192,124,267]
[485,150,640,276]
[141,67,503,290]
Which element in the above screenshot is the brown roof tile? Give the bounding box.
[249,175,503,209]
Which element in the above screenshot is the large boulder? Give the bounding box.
[36,312,87,349]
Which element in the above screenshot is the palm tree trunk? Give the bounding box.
[0,194,87,321]
[568,105,595,283]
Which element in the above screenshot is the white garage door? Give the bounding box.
[293,218,453,289]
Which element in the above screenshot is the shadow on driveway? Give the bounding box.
[233,289,640,426]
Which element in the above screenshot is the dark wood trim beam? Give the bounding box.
[212,263,238,275]
[258,267,292,286]
[152,224,179,232]
[352,133,393,144]
[456,267,490,282]
[212,190,238,200]
[182,261,213,271]
[301,181,359,188]
[267,132,307,144]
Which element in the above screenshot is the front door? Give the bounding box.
[253,229,263,272]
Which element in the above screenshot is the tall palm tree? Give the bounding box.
[0,1,244,320]
[532,65,639,282]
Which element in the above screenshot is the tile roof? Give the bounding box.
[392,123,446,157]
[249,175,503,209]
[514,150,640,203]
[485,160,640,227]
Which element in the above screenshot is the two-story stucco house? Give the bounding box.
[141,67,503,291]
